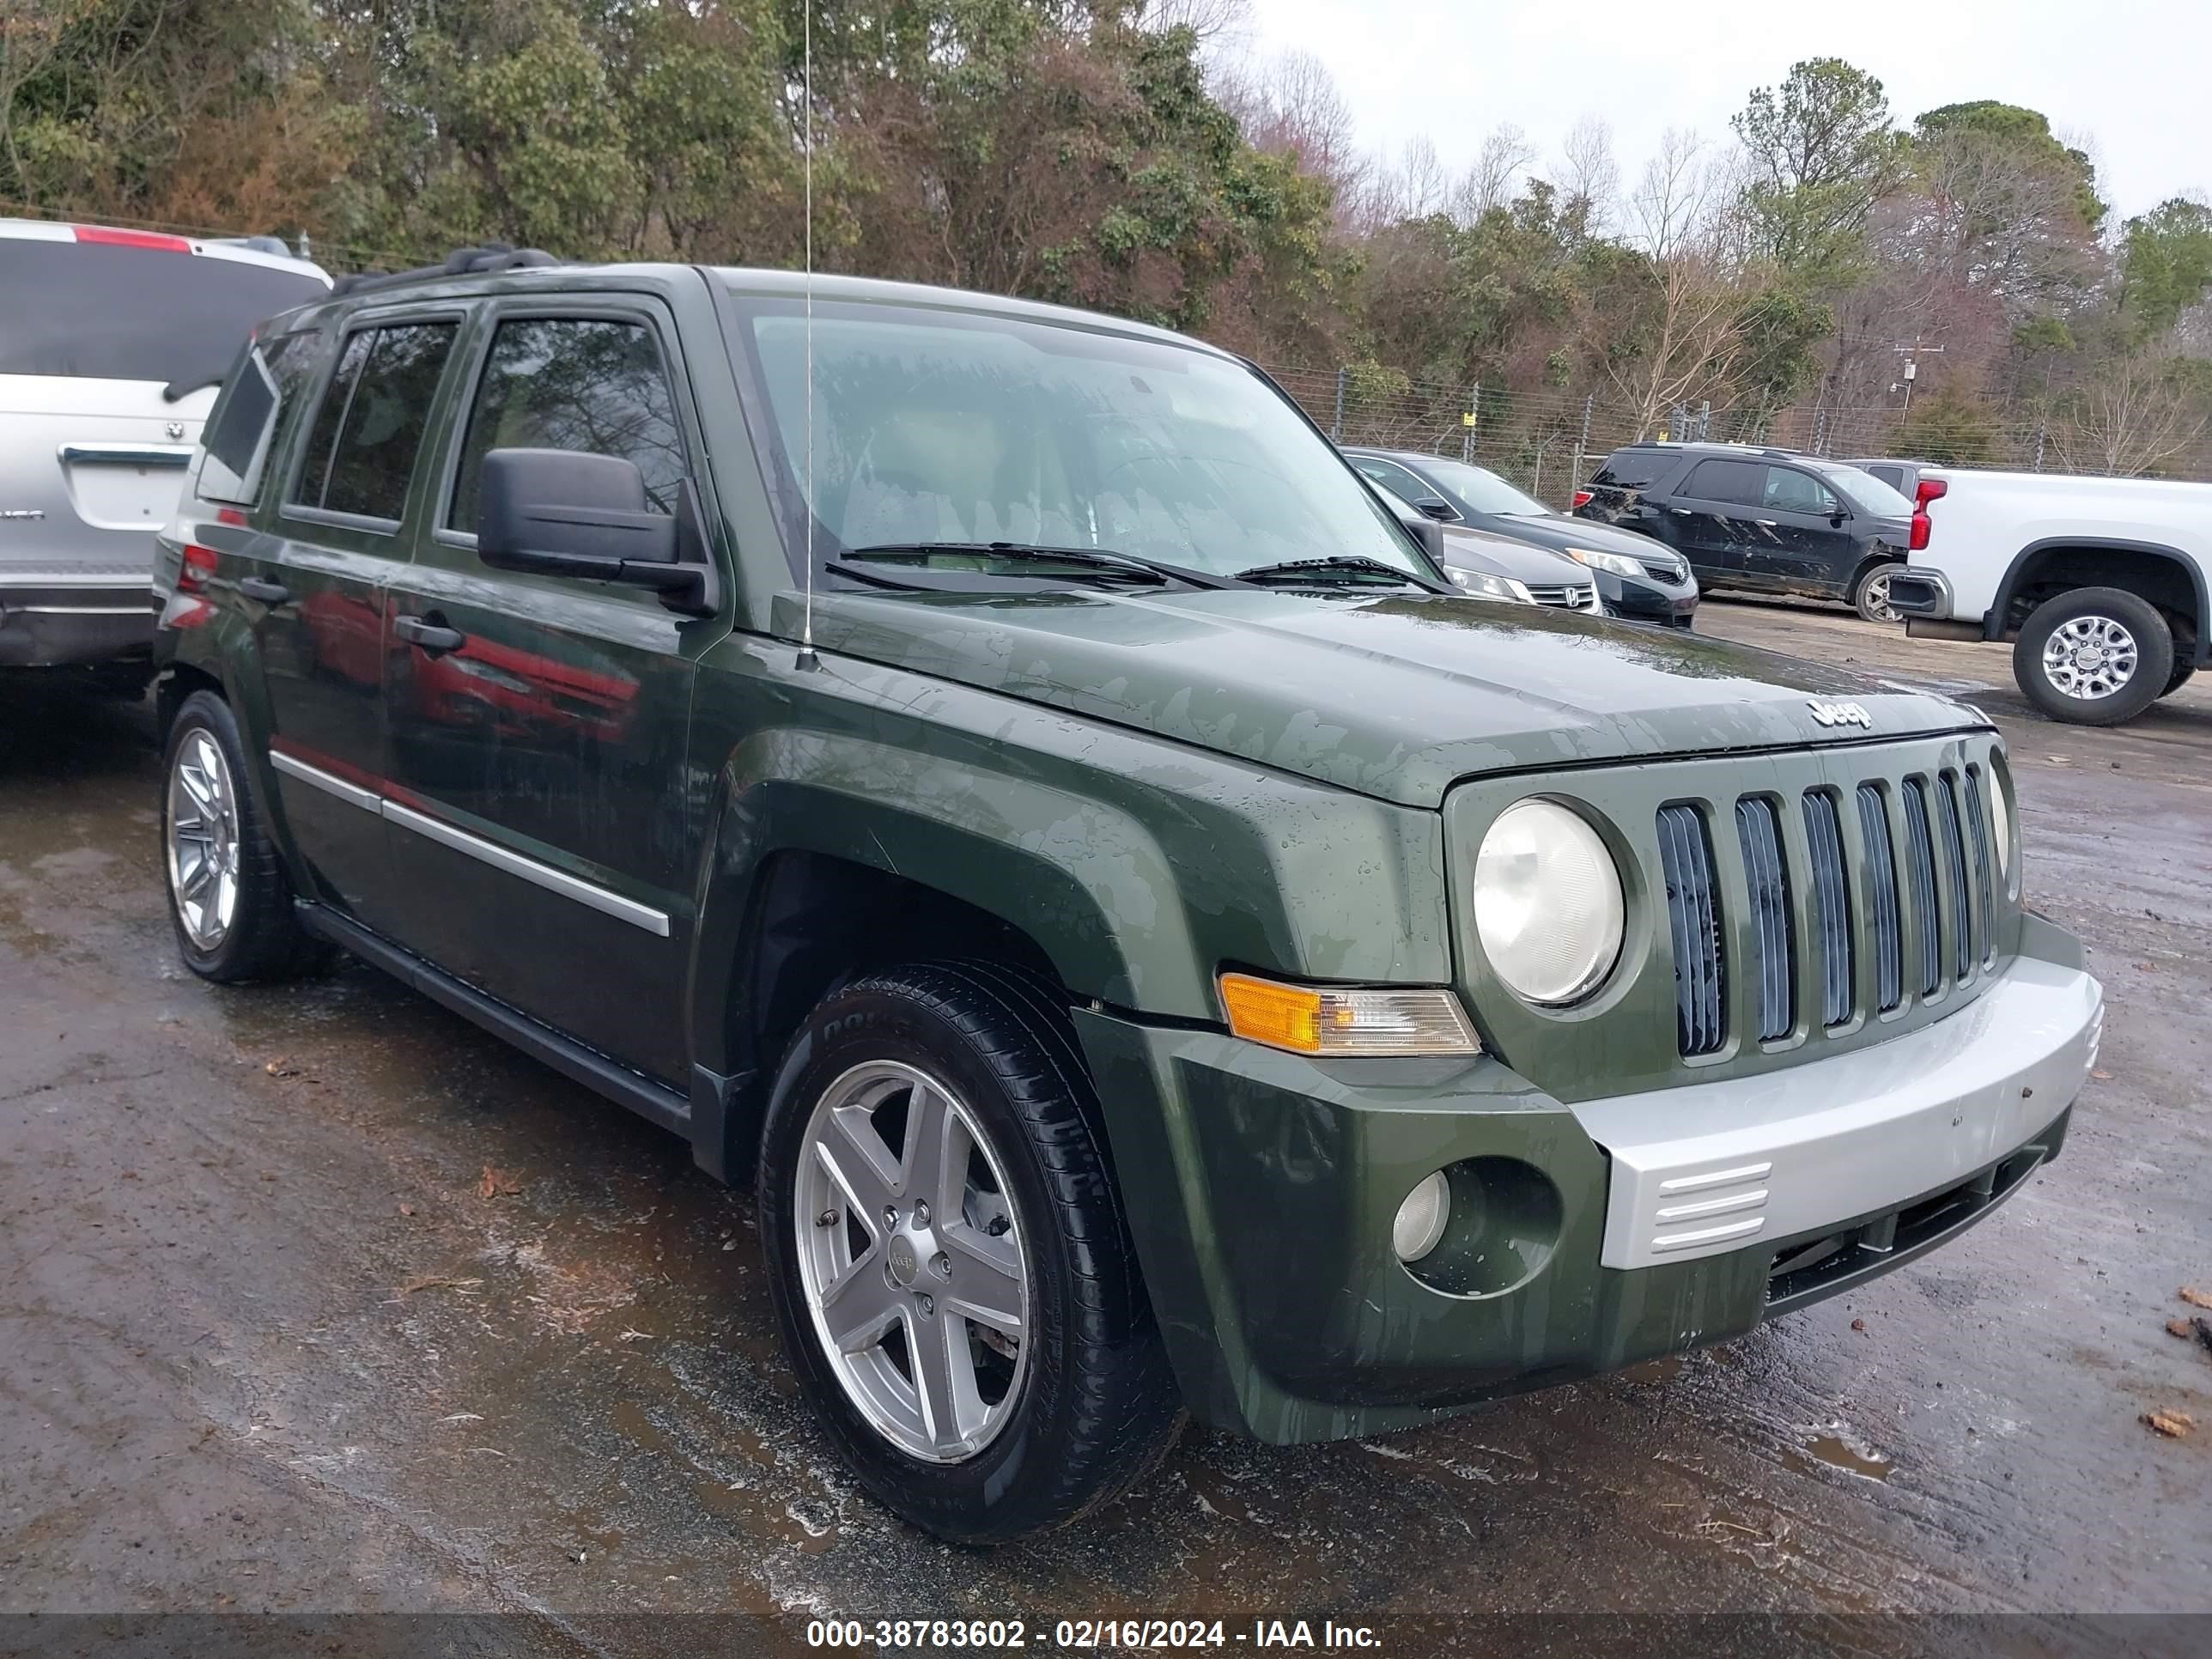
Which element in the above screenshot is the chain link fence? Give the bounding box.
[1267,363,2212,508]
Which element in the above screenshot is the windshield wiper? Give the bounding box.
[1232,556,1442,590]
[844,542,1235,590]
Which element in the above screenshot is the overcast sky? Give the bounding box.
[1228,0,2209,224]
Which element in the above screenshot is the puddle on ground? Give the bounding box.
[1784,1432,1894,1482]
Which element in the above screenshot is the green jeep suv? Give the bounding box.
[151,252,2104,1542]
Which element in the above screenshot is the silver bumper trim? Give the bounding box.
[1575,954,2102,1269]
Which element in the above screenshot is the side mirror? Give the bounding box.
[1413,496,1457,522]
[1829,509,1850,527]
[477,448,717,615]
[1396,509,1447,561]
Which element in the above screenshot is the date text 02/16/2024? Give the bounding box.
[804,1618,1384,1650]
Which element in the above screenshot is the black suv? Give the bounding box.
[1576,442,1915,622]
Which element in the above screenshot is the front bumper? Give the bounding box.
[1076,917,2100,1444]
[1597,568,1699,626]
[0,571,155,668]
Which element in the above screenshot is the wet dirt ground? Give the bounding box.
[2,601,2207,1655]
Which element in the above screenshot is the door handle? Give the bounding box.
[237,576,290,604]
[394,614,466,653]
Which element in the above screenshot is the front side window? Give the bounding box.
[732,296,1429,583]
[1352,457,1440,509]
[1681,459,1764,506]
[1407,457,1549,516]
[289,321,459,521]
[448,317,688,532]
[1763,466,1838,515]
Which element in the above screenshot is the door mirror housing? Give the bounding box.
[1412,496,1457,522]
[476,448,717,615]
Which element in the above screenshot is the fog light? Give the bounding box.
[1393,1171,1451,1262]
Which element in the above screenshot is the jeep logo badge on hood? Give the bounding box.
[1808,699,1873,728]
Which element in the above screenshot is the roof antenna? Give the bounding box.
[794,0,820,673]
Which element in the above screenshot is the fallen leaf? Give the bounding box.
[1851,1318,1867,1333]
[2092,1070,2113,1081]
[2170,1319,2197,1340]
[2142,1410,2194,1438]
[477,1166,521,1199]
[2137,962,2160,974]
[2181,1286,2212,1310]
[398,1204,415,1217]
[398,1273,483,1297]
[264,1059,298,1077]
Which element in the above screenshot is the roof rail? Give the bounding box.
[330,243,561,298]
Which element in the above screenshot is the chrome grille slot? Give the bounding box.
[1856,783,1904,1012]
[1801,791,1853,1028]
[1902,778,1942,996]
[1936,773,1972,981]
[1526,582,1600,612]
[1657,805,1726,1055]
[1735,799,1793,1041]
[1963,768,1995,966]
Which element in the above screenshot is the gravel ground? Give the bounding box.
[2,599,2207,1656]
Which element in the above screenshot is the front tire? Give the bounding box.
[2014,587,2173,726]
[161,690,332,982]
[1850,562,1904,624]
[2160,661,2197,700]
[757,961,1181,1542]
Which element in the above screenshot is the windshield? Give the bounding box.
[735,297,1431,583]
[1817,463,1914,518]
[1409,456,1549,516]
[0,239,326,388]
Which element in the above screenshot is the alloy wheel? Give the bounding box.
[1858,568,1900,623]
[166,727,241,950]
[2041,615,2139,701]
[793,1060,1031,1463]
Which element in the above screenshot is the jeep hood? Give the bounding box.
[796,586,1987,808]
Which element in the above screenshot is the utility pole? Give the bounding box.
[1892,342,1945,419]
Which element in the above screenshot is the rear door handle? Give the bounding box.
[238,577,289,604]
[394,614,465,653]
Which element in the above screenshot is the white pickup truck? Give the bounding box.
[1881,465,2210,725]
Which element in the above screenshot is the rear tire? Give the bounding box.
[757,960,1182,1542]
[2160,661,2197,700]
[161,690,334,982]
[2014,587,2172,726]
[1850,562,1904,624]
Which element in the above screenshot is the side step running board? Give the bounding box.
[294,900,691,1137]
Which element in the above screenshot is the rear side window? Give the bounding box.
[0,237,326,389]
[199,332,319,506]
[1592,449,1669,489]
[289,322,459,522]
[1681,459,1765,506]
[1863,464,1905,491]
[447,317,687,531]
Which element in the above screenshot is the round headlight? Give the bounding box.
[1474,800,1626,1005]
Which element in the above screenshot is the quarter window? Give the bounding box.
[199,331,318,506]
[448,318,687,532]
[289,322,459,521]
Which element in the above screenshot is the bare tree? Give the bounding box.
[2051,349,2212,476]
[1559,116,1620,232]
[1215,46,1369,215]
[1625,129,1729,258]
[1450,123,1535,223]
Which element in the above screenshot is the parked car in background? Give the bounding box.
[1389,506,1605,613]
[0,218,329,693]
[1840,456,1939,502]
[154,253,2099,1543]
[1575,441,1915,623]
[1882,467,2211,725]
[1347,447,1698,628]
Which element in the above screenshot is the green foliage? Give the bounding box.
[1733,58,1906,283]
[1914,100,2104,232]
[1896,383,2003,466]
[2120,198,2212,339]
